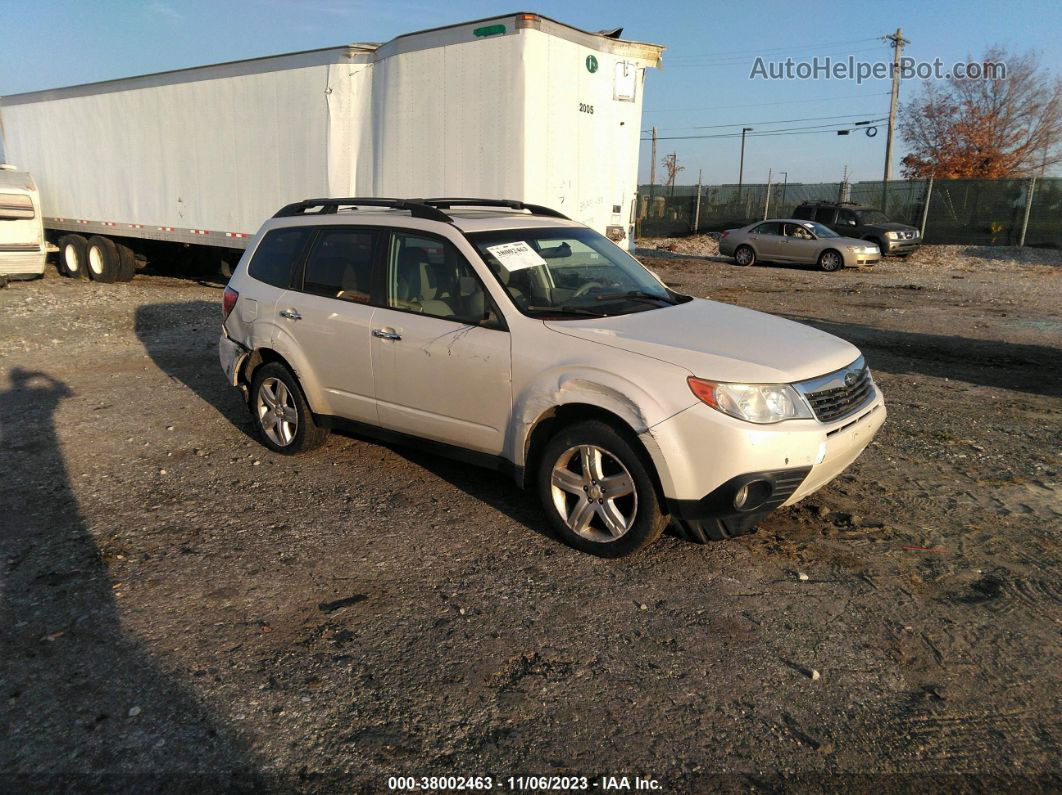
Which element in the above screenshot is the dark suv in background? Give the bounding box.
[792,201,921,257]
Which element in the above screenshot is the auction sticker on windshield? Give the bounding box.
[486,241,547,271]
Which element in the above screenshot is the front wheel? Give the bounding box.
[818,249,843,272]
[733,245,756,266]
[537,420,667,557]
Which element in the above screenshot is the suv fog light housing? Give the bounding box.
[688,377,814,424]
[734,480,772,511]
[734,484,749,509]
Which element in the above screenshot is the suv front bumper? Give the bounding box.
[881,237,920,256]
[643,391,886,524]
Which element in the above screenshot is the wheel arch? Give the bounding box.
[239,347,324,410]
[518,402,670,509]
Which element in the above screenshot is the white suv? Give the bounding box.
[219,198,886,557]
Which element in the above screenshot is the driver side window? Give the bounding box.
[387,233,500,327]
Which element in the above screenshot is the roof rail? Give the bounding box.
[273,197,451,222]
[422,197,570,220]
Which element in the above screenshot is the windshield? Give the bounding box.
[857,209,890,224]
[799,221,840,238]
[467,227,687,318]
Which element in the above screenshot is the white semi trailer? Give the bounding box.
[0,12,662,281]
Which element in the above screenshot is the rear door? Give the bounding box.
[748,221,785,259]
[369,230,512,455]
[814,206,838,230]
[273,226,381,423]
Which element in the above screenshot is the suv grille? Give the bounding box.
[804,366,873,423]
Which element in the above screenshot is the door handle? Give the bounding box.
[279,309,302,320]
[372,328,401,340]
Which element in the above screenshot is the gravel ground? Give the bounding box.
[1,248,1059,792]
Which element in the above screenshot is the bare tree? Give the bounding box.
[662,152,685,194]
[900,47,1062,178]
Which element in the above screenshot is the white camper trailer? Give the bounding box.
[0,166,46,282]
[0,13,663,280]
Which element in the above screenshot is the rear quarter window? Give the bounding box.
[792,206,812,220]
[248,227,313,288]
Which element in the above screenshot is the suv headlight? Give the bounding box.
[885,231,900,240]
[688,377,814,424]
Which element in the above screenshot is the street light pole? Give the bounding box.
[738,127,753,201]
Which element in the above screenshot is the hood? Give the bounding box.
[835,235,879,247]
[545,299,860,383]
[865,221,916,232]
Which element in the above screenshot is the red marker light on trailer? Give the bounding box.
[222,286,239,320]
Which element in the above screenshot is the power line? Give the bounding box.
[642,119,887,142]
[663,37,880,60]
[663,46,884,68]
[644,90,892,113]
[642,111,888,133]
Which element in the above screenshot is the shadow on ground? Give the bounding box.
[0,367,260,788]
[784,314,1062,398]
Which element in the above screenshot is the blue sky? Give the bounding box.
[2,0,1060,185]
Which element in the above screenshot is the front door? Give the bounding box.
[370,231,512,455]
[273,226,381,423]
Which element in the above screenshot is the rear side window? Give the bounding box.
[814,207,835,224]
[248,227,312,288]
[750,222,781,235]
[792,205,812,220]
[301,228,377,303]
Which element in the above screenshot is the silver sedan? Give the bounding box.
[718,219,880,271]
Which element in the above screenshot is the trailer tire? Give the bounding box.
[86,236,121,283]
[58,234,89,279]
[115,242,137,282]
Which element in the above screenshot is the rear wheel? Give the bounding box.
[818,249,843,272]
[537,420,667,557]
[115,242,137,282]
[86,236,121,283]
[250,362,329,455]
[734,245,756,266]
[58,234,89,279]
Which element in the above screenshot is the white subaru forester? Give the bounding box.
[219,198,886,557]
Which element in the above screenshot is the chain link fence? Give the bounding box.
[637,177,1061,248]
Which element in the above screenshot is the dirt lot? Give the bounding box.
[1,244,1059,791]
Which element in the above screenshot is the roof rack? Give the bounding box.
[273,198,451,222]
[422,198,570,220]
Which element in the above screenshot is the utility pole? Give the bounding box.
[692,168,703,233]
[650,126,657,198]
[882,27,908,210]
[738,127,753,201]
[779,171,788,212]
[763,168,772,220]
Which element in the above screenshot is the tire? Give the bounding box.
[115,242,137,282]
[733,245,756,267]
[86,236,121,283]
[220,255,236,281]
[818,249,843,272]
[58,234,89,279]
[536,420,668,558]
[671,516,757,543]
[249,362,329,455]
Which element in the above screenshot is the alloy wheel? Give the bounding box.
[550,444,638,542]
[256,376,298,447]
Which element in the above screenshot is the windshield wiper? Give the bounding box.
[594,290,677,305]
[524,305,609,318]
